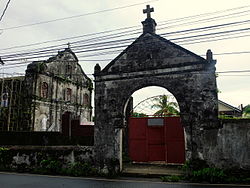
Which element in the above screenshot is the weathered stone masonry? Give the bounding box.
[202,119,250,170]
[94,14,218,172]
[25,48,93,131]
[0,48,93,132]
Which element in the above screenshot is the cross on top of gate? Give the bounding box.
[143,5,154,19]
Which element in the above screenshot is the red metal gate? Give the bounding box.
[128,117,185,164]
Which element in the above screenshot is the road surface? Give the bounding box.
[0,172,249,188]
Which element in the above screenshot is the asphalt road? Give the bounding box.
[0,172,249,188]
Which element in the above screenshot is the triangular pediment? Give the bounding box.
[26,48,90,84]
[101,33,206,74]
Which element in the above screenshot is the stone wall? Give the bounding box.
[2,146,94,168]
[202,119,250,170]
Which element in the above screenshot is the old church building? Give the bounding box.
[0,48,92,132]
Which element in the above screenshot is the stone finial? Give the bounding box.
[206,49,213,62]
[94,63,101,74]
[142,5,157,34]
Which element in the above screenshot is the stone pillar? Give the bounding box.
[94,80,123,174]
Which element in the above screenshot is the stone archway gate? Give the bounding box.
[94,23,218,172]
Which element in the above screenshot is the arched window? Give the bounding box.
[41,82,48,98]
[66,65,72,78]
[83,93,89,106]
[66,88,72,101]
[1,92,8,107]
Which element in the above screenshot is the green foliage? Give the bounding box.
[37,62,47,73]
[36,159,98,176]
[181,160,230,183]
[151,95,179,116]
[87,80,93,91]
[161,175,182,182]
[16,163,30,172]
[0,147,9,152]
[0,148,100,177]
[181,160,233,184]
[242,177,250,183]
[106,158,120,178]
[0,147,12,169]
[40,159,62,174]
[131,112,148,117]
[191,168,226,183]
[122,152,131,163]
[218,115,248,120]
[66,162,97,176]
[243,104,250,117]
[182,159,208,171]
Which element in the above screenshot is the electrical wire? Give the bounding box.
[1,4,250,53]
[0,0,11,22]
[0,0,159,30]
[2,26,250,61]
[2,18,250,60]
[1,48,250,71]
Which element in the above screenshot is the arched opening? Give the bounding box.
[61,111,71,136]
[123,86,185,166]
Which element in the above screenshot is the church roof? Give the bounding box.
[100,32,207,75]
[95,5,214,77]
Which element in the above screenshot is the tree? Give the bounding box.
[151,95,179,116]
[132,112,148,117]
[243,104,250,117]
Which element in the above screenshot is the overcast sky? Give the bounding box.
[0,0,249,110]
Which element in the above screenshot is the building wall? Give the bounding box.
[33,73,92,131]
[0,49,92,132]
[202,119,250,170]
[27,49,93,132]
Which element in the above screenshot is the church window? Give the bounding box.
[83,93,89,106]
[66,88,72,101]
[41,82,48,98]
[66,65,72,78]
[1,92,8,107]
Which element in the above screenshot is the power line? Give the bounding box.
[0,0,158,30]
[160,9,250,31]
[1,49,250,71]
[1,69,250,77]
[1,5,250,53]
[2,25,250,61]
[2,30,250,63]
[0,0,11,22]
[218,74,250,76]
[217,70,250,74]
[180,33,250,46]
[168,27,250,42]
[2,18,250,59]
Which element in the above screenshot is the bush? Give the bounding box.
[66,162,97,176]
[161,175,182,182]
[40,159,62,174]
[0,147,12,170]
[191,168,226,183]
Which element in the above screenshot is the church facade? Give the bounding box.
[0,48,92,132]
